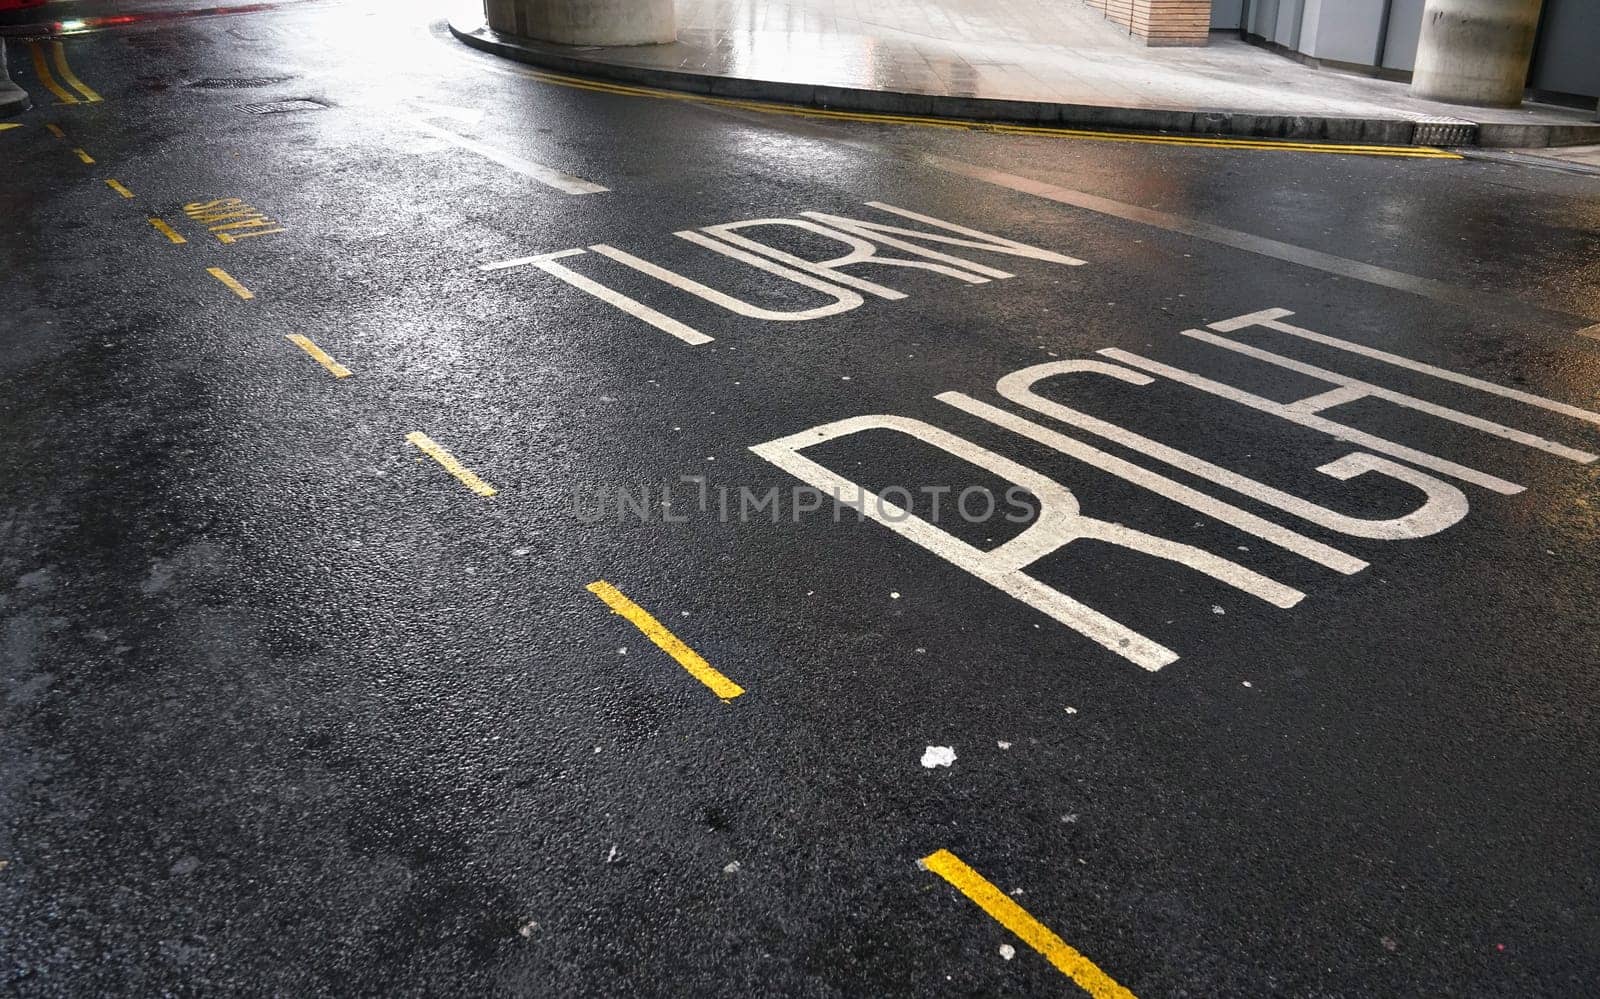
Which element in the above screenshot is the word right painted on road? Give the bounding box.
[183,198,287,244]
[753,308,1600,672]
[481,201,1084,345]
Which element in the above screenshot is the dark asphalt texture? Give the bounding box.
[3,2,1599,996]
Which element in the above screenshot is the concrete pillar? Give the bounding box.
[484,0,675,46]
[0,40,31,118]
[1411,0,1543,107]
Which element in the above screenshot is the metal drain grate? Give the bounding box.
[235,99,327,115]
[191,76,294,89]
[1412,116,1477,147]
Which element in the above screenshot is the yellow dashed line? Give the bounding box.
[52,41,102,103]
[922,849,1137,999]
[587,580,745,700]
[147,217,186,244]
[105,178,133,198]
[0,123,21,133]
[71,147,94,165]
[46,123,66,139]
[207,266,254,299]
[405,431,497,497]
[510,67,1458,160]
[27,41,78,105]
[285,334,351,379]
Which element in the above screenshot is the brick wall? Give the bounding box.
[1087,0,1211,47]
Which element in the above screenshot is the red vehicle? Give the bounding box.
[0,0,48,22]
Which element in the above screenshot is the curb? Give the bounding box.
[448,17,1600,150]
[0,38,30,118]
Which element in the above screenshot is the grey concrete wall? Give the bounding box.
[1297,0,1322,54]
[1381,0,1427,71]
[1242,0,1305,50]
[1273,0,1301,47]
[1244,0,1416,69]
[1239,0,1593,102]
[1211,0,1244,30]
[1528,0,1599,99]
[1304,0,1386,65]
[1243,0,1275,39]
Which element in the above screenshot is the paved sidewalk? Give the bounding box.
[452,0,1600,148]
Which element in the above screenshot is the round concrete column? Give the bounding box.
[0,40,32,118]
[484,0,674,46]
[1411,0,1543,107]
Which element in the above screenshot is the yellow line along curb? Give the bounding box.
[922,849,1137,999]
[587,580,745,700]
[52,40,102,103]
[510,66,1459,160]
[28,41,78,105]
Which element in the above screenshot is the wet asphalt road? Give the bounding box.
[2,2,1600,995]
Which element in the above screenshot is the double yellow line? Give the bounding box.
[28,40,102,105]
[510,66,1457,160]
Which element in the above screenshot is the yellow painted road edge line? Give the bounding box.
[105,178,133,198]
[510,66,1458,160]
[285,334,352,379]
[148,217,186,244]
[52,40,102,103]
[207,266,254,299]
[405,431,498,497]
[28,41,78,105]
[922,849,1137,999]
[586,580,745,700]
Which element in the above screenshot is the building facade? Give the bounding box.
[1092,0,1596,107]
[1215,0,1597,105]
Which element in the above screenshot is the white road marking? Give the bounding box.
[480,204,1080,346]
[592,239,864,322]
[1211,308,1600,433]
[935,390,1370,572]
[989,359,1470,541]
[752,414,1303,672]
[408,100,485,125]
[701,218,917,298]
[479,249,712,345]
[854,201,1087,267]
[409,117,607,195]
[912,154,1597,328]
[1099,348,1526,496]
[1186,321,1597,464]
